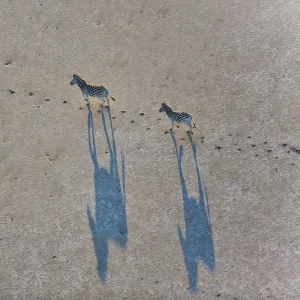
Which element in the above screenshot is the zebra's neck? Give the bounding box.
[75,76,86,89]
[164,104,174,117]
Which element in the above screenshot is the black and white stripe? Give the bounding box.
[70,74,116,106]
[159,102,195,134]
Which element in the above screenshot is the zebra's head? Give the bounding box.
[159,102,167,112]
[70,74,84,86]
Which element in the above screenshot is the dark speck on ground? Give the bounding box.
[290,146,300,154]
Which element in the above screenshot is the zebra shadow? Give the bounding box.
[86,104,127,283]
[171,131,215,293]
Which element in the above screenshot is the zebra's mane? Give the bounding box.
[163,102,190,115]
[73,74,86,85]
[89,83,104,87]
[162,102,173,111]
[73,74,106,88]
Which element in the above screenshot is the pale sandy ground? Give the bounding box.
[1,0,300,299]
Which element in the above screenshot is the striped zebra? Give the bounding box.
[159,102,196,134]
[70,74,116,107]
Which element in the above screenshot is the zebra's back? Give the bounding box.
[87,84,109,99]
[173,111,192,123]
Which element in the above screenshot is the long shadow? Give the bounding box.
[171,131,215,293]
[86,103,127,283]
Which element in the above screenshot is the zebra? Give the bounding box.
[159,102,196,134]
[70,74,116,108]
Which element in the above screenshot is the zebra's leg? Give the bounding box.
[171,120,174,131]
[102,97,107,107]
[84,94,91,105]
[189,121,194,134]
[105,96,110,108]
[98,98,105,110]
[184,119,193,134]
[188,120,194,134]
[97,98,104,112]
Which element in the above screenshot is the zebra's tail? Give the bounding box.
[109,94,116,101]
